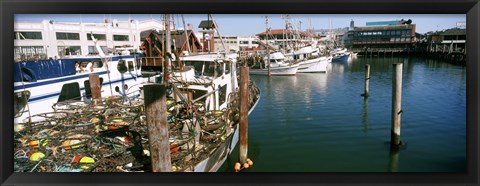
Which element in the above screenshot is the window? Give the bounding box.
[87,33,106,40]
[88,46,108,55]
[56,32,80,40]
[218,85,227,107]
[15,32,42,40]
[127,60,135,72]
[240,41,249,45]
[113,35,129,41]
[58,46,81,56]
[225,62,231,74]
[395,30,401,35]
[117,60,128,73]
[14,46,46,61]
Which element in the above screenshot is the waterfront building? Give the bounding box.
[14,19,165,61]
[426,28,466,53]
[213,36,259,52]
[349,19,416,53]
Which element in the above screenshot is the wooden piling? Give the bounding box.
[391,63,403,149]
[144,84,172,172]
[88,74,102,105]
[239,66,249,164]
[362,64,370,97]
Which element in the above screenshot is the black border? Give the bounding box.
[1,0,479,185]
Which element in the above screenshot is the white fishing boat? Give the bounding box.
[285,45,329,73]
[14,41,147,124]
[169,52,260,172]
[249,51,299,76]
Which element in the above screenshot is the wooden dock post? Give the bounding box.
[144,84,172,172]
[391,63,403,149]
[88,74,102,105]
[239,66,249,164]
[362,64,370,97]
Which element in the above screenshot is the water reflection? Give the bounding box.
[362,97,369,135]
[388,149,400,172]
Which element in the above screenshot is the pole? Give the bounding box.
[144,84,172,172]
[239,66,249,164]
[165,14,172,86]
[362,64,370,97]
[391,63,403,149]
[88,74,102,105]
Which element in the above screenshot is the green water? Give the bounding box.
[220,56,466,172]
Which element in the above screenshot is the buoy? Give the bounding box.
[29,152,45,161]
[234,162,241,172]
[243,162,250,169]
[247,158,253,166]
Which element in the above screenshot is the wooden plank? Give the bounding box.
[239,66,249,164]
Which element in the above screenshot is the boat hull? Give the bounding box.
[332,54,350,62]
[297,57,329,73]
[249,64,298,76]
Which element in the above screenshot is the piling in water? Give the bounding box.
[391,63,403,149]
[239,66,249,164]
[362,64,370,97]
[144,84,172,172]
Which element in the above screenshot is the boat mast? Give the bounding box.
[165,14,172,86]
[181,14,191,54]
[265,16,271,76]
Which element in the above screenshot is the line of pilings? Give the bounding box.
[360,63,403,171]
[361,63,403,149]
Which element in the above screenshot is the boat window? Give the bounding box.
[118,60,128,73]
[218,85,227,107]
[136,58,142,70]
[216,62,224,76]
[14,91,30,117]
[203,62,215,76]
[58,82,81,102]
[127,60,135,71]
[192,89,208,103]
[184,61,204,76]
[225,63,231,74]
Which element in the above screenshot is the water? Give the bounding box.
[220,56,466,172]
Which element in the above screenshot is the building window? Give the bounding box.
[14,32,42,40]
[58,46,81,56]
[240,41,249,45]
[14,46,46,61]
[87,33,107,41]
[56,32,80,40]
[395,30,401,35]
[113,35,129,41]
[88,46,108,55]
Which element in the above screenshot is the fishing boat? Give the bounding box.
[168,52,260,172]
[331,48,351,62]
[14,43,146,124]
[249,51,299,76]
[285,45,329,73]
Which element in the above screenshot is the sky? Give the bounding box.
[15,14,466,36]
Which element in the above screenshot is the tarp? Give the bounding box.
[14,59,77,82]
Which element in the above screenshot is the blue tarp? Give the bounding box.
[14,59,77,82]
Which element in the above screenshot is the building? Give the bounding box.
[349,19,416,53]
[213,36,259,52]
[426,28,466,53]
[14,19,165,61]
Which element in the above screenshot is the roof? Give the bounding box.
[256,29,317,38]
[142,30,199,50]
[439,28,466,35]
[198,20,216,29]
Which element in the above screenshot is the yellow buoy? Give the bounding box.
[80,157,95,164]
[29,152,45,161]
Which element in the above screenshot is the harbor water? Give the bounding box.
[220,56,466,172]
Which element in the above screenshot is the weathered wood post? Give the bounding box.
[239,66,249,164]
[88,74,102,105]
[388,149,399,172]
[391,63,403,149]
[144,84,172,172]
[362,64,370,97]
